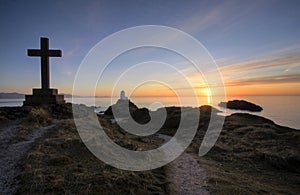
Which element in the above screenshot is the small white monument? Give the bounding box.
[120,90,128,100]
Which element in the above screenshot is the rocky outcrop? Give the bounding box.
[219,100,263,112]
[104,99,151,124]
[104,99,138,116]
[105,103,220,131]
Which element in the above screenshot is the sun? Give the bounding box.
[206,88,212,105]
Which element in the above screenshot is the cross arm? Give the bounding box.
[28,49,41,56]
[48,50,62,57]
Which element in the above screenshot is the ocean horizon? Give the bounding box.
[1,95,299,130]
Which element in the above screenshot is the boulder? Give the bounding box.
[219,100,263,112]
[104,99,138,116]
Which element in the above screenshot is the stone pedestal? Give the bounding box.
[23,88,65,106]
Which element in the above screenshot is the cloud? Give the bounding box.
[225,73,300,86]
[217,54,300,75]
[171,50,300,95]
[136,1,253,51]
[265,42,300,57]
[175,1,261,37]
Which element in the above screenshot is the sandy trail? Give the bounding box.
[0,120,56,195]
[158,134,209,195]
[165,152,209,195]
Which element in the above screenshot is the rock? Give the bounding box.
[104,99,152,124]
[0,106,29,120]
[219,100,263,112]
[105,102,222,130]
[199,105,221,115]
[22,106,33,112]
[104,99,138,116]
[133,107,151,124]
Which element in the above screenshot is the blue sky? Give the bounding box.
[1,0,300,96]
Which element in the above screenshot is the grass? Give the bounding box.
[187,112,300,194]
[198,157,300,194]
[102,104,300,194]
[3,103,299,194]
[16,107,168,194]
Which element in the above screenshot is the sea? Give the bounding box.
[1,96,299,130]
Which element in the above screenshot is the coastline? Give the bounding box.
[1,95,299,130]
[0,103,299,194]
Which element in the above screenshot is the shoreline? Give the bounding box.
[0,103,299,194]
[1,95,300,130]
[1,103,299,131]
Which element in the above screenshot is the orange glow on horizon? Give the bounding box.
[69,84,300,97]
[71,78,300,97]
[225,82,300,96]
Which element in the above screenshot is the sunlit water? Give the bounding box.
[1,96,299,129]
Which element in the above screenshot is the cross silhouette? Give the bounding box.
[28,37,62,89]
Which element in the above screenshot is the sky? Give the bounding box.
[1,0,300,97]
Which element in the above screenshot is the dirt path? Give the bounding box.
[165,152,209,195]
[0,120,56,195]
[158,134,209,195]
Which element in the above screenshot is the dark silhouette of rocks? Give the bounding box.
[104,99,138,116]
[0,103,73,123]
[219,100,263,112]
[105,101,221,130]
[155,105,220,131]
[104,99,151,124]
[0,107,29,122]
[133,107,151,124]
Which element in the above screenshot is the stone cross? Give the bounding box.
[28,37,62,89]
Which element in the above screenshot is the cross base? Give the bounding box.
[23,88,65,106]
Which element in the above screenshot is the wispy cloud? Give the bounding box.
[225,73,300,86]
[169,49,300,96]
[218,54,300,73]
[176,1,261,36]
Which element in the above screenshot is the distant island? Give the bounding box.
[0,92,25,99]
[219,99,263,112]
[0,92,81,99]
